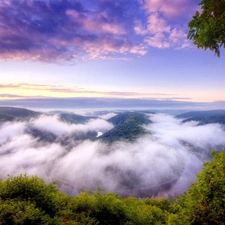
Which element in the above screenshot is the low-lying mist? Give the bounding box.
[0,113,224,198]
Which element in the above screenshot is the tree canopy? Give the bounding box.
[171,151,225,225]
[188,0,225,57]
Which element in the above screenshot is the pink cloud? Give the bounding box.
[66,9,126,35]
[0,0,197,62]
[0,0,147,62]
[145,28,191,49]
[136,0,197,50]
[147,13,171,33]
[169,28,187,45]
[143,0,196,19]
[145,33,170,49]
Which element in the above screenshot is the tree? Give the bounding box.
[0,175,63,224]
[171,151,225,225]
[188,0,225,57]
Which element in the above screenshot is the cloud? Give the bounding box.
[0,112,225,198]
[145,33,170,49]
[0,94,27,98]
[0,0,197,62]
[0,97,201,110]
[0,0,145,62]
[0,84,21,89]
[0,82,182,99]
[147,13,171,34]
[30,115,113,136]
[146,114,225,149]
[137,0,197,49]
[3,97,225,111]
[142,0,196,18]
[99,112,118,120]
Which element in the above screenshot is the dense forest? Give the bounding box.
[0,151,225,225]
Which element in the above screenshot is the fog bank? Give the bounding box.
[0,113,224,198]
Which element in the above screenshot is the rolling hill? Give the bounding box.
[99,112,152,143]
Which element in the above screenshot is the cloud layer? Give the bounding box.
[0,112,224,198]
[0,0,197,62]
[0,83,186,99]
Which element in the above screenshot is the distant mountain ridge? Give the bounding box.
[0,107,41,122]
[177,110,225,125]
[177,110,225,118]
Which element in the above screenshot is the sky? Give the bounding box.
[1,0,225,110]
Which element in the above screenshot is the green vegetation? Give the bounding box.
[100,112,151,143]
[0,175,172,225]
[107,112,150,126]
[171,151,225,225]
[0,175,62,224]
[1,152,225,224]
[188,0,225,57]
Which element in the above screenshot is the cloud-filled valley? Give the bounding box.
[0,110,225,198]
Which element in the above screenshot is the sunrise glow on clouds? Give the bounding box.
[0,82,223,104]
[0,83,189,100]
[0,0,225,107]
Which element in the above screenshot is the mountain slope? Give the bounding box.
[100,112,151,142]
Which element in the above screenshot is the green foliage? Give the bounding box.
[0,176,173,224]
[0,175,63,224]
[124,197,171,225]
[188,0,225,56]
[92,192,127,225]
[173,151,225,224]
[0,199,57,225]
[0,175,59,217]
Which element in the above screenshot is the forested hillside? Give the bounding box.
[100,112,151,142]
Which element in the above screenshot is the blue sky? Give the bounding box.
[0,0,225,109]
